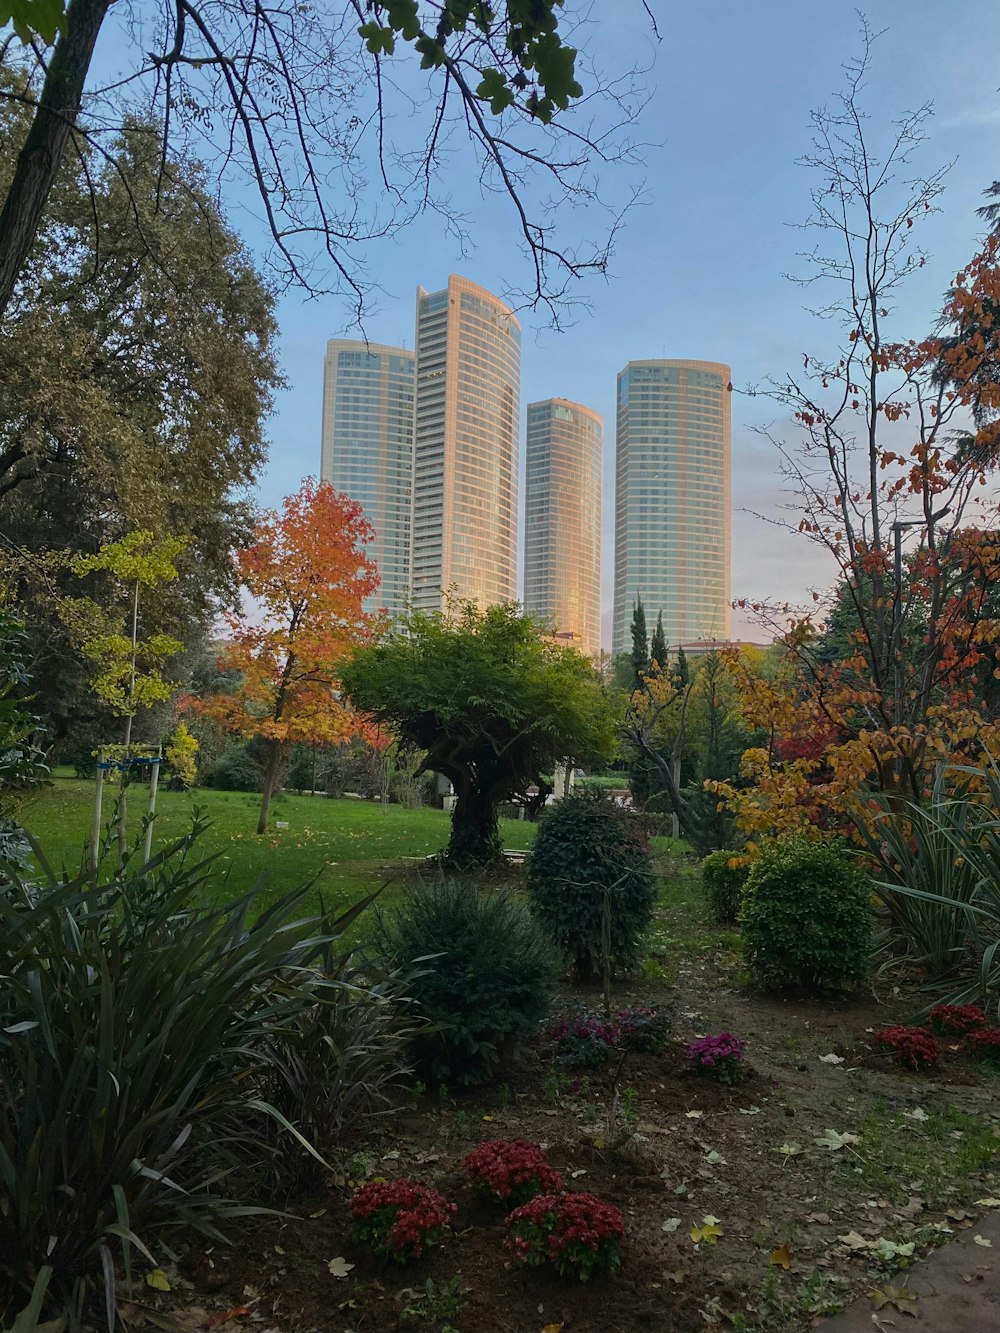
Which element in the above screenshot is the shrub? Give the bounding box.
[740,837,871,993]
[928,1004,988,1037]
[201,740,263,791]
[165,722,199,789]
[526,789,657,981]
[372,879,558,1085]
[685,1032,747,1085]
[0,820,388,1329]
[549,1004,673,1068]
[503,1192,624,1280]
[463,1139,563,1204]
[616,1003,673,1053]
[872,1025,940,1071]
[701,850,749,926]
[965,1027,1000,1066]
[350,1179,456,1261]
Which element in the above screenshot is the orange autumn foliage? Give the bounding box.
[193,478,379,752]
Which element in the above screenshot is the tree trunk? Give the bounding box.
[0,0,112,322]
[446,780,504,871]
[257,738,283,834]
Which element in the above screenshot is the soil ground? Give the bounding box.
[135,853,1000,1333]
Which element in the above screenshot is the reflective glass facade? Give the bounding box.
[320,340,415,619]
[411,275,521,613]
[612,360,731,654]
[524,398,603,657]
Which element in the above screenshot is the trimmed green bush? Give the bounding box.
[525,788,657,980]
[741,836,872,993]
[201,740,263,791]
[702,849,749,925]
[372,879,558,1085]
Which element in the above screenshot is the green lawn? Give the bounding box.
[22,775,537,918]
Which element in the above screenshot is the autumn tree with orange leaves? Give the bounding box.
[193,479,379,833]
[711,26,1000,848]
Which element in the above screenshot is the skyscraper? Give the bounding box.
[612,359,731,654]
[410,275,521,613]
[320,339,415,619]
[524,397,603,657]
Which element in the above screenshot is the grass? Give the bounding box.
[848,1098,1000,1205]
[21,774,537,918]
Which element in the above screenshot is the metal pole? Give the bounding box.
[142,750,160,865]
[91,748,104,872]
[893,522,903,743]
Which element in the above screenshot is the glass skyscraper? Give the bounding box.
[524,397,603,657]
[410,275,521,613]
[612,359,731,654]
[320,339,415,619]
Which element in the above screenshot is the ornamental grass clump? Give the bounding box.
[350,1179,457,1262]
[928,1004,988,1037]
[463,1139,563,1205]
[872,1025,940,1071]
[503,1191,624,1281]
[685,1032,747,1085]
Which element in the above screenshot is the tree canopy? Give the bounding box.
[192,479,379,833]
[340,601,618,869]
[0,2,646,325]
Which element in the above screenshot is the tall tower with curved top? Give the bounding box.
[410,275,521,613]
[612,359,731,654]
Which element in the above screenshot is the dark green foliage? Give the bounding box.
[701,849,749,925]
[741,837,872,993]
[629,597,649,689]
[526,789,657,980]
[372,880,558,1085]
[650,612,667,672]
[0,610,48,869]
[202,741,263,792]
[0,820,398,1328]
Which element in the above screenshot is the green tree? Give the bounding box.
[650,612,667,672]
[0,606,48,869]
[340,602,618,870]
[629,597,649,690]
[0,4,644,324]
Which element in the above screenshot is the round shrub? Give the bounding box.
[526,789,657,980]
[701,850,749,925]
[503,1191,625,1280]
[350,1179,456,1261]
[740,837,871,993]
[463,1139,564,1204]
[201,741,262,791]
[372,880,558,1085]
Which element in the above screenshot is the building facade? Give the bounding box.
[320,339,415,619]
[410,275,521,614]
[612,359,731,655]
[523,397,603,657]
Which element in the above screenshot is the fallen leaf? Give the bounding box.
[685,1110,704,1119]
[814,1128,860,1151]
[703,1150,727,1166]
[541,1324,564,1333]
[739,1106,762,1116]
[838,1231,871,1251]
[774,1141,805,1158]
[874,1237,915,1262]
[770,1243,793,1269]
[205,1308,251,1333]
[975,1197,1000,1207]
[146,1270,171,1293]
[691,1215,723,1245]
[818,1053,845,1065]
[903,1108,929,1122]
[327,1257,355,1278]
[661,1217,682,1232]
[974,1235,992,1247]
[869,1282,919,1316]
[805,1212,831,1225]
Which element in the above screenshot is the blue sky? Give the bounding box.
[101,1,1000,645]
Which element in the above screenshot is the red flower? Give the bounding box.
[503,1192,624,1281]
[965,1026,1000,1065]
[463,1139,564,1204]
[350,1179,456,1262]
[928,1004,988,1037]
[872,1025,940,1071]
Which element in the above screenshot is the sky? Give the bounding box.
[97,0,1000,647]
